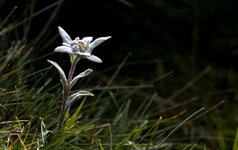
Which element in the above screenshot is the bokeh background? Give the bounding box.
[1,0,238,149]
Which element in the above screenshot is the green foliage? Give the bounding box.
[233,128,238,150]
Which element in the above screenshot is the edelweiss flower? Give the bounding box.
[55,26,111,63]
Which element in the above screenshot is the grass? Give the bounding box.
[1,0,238,149]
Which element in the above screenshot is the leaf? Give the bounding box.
[233,128,238,150]
[66,90,94,110]
[64,97,87,131]
[47,60,67,89]
[70,69,93,89]
[0,6,17,30]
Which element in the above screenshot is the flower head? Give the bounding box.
[55,26,111,63]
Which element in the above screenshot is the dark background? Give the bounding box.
[2,0,238,70]
[1,0,238,148]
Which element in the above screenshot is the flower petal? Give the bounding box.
[75,52,91,57]
[81,37,93,49]
[54,46,73,54]
[90,36,111,51]
[47,60,67,89]
[70,69,93,89]
[82,37,93,42]
[62,42,70,47]
[58,26,72,44]
[86,55,102,63]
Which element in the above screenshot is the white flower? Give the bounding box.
[55,27,90,57]
[55,26,111,63]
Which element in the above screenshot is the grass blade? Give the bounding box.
[157,107,204,148]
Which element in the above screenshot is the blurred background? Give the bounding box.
[1,0,238,149]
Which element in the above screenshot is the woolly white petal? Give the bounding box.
[90,36,111,51]
[54,46,73,54]
[62,42,70,47]
[86,55,102,63]
[58,26,72,44]
[74,52,91,57]
[82,37,93,43]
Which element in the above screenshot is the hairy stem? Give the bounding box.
[58,57,79,130]
[58,90,69,130]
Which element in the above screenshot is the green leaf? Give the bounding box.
[47,60,67,89]
[233,128,238,150]
[66,90,94,110]
[0,6,17,30]
[64,97,87,131]
[70,69,93,89]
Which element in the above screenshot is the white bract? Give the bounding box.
[55,26,111,63]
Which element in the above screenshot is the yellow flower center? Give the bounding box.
[78,42,86,52]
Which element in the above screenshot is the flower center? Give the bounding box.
[78,42,86,52]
